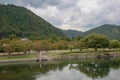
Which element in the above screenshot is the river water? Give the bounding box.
[0,59,120,80]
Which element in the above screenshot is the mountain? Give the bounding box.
[0,4,120,40]
[0,4,65,39]
[61,29,83,38]
[61,24,120,39]
[84,24,120,39]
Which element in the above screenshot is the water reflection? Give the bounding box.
[0,59,120,80]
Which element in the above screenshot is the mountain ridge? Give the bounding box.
[0,4,65,39]
[84,24,120,39]
[62,24,120,39]
[0,4,120,40]
[60,29,83,38]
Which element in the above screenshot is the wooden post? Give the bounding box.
[39,52,42,67]
[39,52,41,62]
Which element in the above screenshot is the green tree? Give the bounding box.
[32,40,43,52]
[12,41,23,54]
[40,40,51,51]
[76,39,85,51]
[110,40,120,49]
[76,36,82,41]
[68,44,74,52]
[9,34,17,40]
[84,33,109,51]
[18,40,32,54]
[57,40,68,50]
[100,35,109,50]
[0,39,11,53]
[3,43,14,55]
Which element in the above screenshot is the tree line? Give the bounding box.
[0,33,120,55]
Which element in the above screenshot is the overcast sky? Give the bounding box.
[1,0,120,31]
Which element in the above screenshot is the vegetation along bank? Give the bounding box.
[0,33,120,63]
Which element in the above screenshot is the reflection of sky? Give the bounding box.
[35,64,120,80]
[98,69,120,80]
[35,64,93,80]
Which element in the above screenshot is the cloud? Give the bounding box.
[1,0,120,31]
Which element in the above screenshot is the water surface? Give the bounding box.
[0,59,120,80]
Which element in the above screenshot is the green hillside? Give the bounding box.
[61,24,120,39]
[60,29,83,38]
[0,4,119,40]
[84,24,120,39]
[0,4,65,39]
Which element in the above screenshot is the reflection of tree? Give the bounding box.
[0,64,34,80]
[0,59,120,80]
[0,62,68,80]
[0,63,58,80]
[110,59,120,69]
[69,59,120,79]
[78,61,110,79]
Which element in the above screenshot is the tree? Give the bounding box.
[5,40,31,54]
[9,34,17,40]
[3,43,14,55]
[0,39,11,53]
[100,35,109,50]
[18,40,32,54]
[50,42,58,50]
[68,44,74,52]
[76,36,82,41]
[32,40,43,52]
[40,40,51,51]
[12,41,23,54]
[57,40,68,50]
[110,40,120,49]
[76,39,85,51]
[83,33,109,51]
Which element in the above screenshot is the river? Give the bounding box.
[0,59,120,80]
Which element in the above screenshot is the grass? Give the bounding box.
[47,48,120,59]
[0,54,36,60]
[0,48,120,61]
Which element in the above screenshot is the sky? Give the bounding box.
[1,0,120,32]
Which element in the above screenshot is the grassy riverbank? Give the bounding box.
[0,54,35,60]
[0,49,120,63]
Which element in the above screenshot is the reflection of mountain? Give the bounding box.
[0,59,120,80]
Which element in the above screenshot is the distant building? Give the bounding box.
[2,43,7,47]
[21,38,29,41]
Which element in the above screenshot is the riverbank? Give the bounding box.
[0,49,120,63]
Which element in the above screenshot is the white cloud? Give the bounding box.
[77,0,101,14]
[2,0,120,31]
